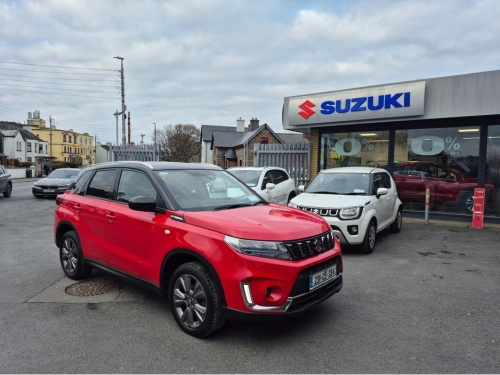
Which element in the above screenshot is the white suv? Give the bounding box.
[289,167,402,254]
[227,166,297,204]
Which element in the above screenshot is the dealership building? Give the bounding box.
[282,70,500,221]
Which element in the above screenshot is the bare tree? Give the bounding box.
[153,124,201,162]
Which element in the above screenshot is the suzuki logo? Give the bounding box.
[298,100,316,119]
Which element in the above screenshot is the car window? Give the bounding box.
[117,170,157,203]
[261,171,274,190]
[274,170,288,185]
[49,170,80,179]
[0,166,5,174]
[85,169,118,199]
[306,173,371,195]
[372,173,385,194]
[228,169,260,187]
[381,172,392,189]
[72,170,93,195]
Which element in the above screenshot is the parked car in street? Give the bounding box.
[379,161,495,212]
[227,166,297,204]
[0,165,12,198]
[32,168,81,198]
[289,167,402,254]
[54,161,343,337]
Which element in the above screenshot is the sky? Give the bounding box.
[1,0,500,146]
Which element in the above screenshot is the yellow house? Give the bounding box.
[25,117,95,166]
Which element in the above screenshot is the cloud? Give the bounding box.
[1,0,500,144]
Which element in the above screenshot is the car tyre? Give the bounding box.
[59,231,93,280]
[287,191,296,203]
[169,262,226,338]
[359,220,376,254]
[390,208,403,233]
[34,195,43,199]
[462,192,474,213]
[3,182,12,197]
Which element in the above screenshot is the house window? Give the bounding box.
[260,137,269,144]
[16,142,22,151]
[80,138,82,144]
[69,136,72,143]
[27,143,32,152]
[63,135,67,142]
[28,157,32,162]
[74,137,77,144]
[239,160,242,166]
[64,146,67,153]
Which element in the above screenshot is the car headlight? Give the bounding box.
[288,202,298,208]
[58,184,70,189]
[224,235,291,260]
[339,206,363,220]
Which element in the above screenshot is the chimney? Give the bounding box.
[249,118,260,131]
[236,117,245,132]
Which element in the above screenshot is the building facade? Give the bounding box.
[282,70,500,221]
[25,112,95,166]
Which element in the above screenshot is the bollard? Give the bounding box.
[424,185,430,224]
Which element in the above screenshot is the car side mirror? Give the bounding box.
[446,176,456,182]
[266,183,276,191]
[298,185,305,192]
[376,188,389,198]
[129,196,157,212]
[68,182,76,190]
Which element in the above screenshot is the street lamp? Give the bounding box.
[114,56,126,147]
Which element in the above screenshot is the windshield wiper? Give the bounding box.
[307,191,340,194]
[214,203,255,211]
[344,192,366,195]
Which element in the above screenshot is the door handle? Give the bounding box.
[74,204,81,213]
[105,213,116,221]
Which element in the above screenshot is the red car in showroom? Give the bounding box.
[54,161,342,337]
[379,161,494,212]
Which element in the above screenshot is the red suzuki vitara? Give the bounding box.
[54,161,342,337]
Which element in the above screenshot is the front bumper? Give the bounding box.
[325,217,370,246]
[33,187,69,196]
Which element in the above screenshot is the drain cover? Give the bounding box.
[65,279,122,297]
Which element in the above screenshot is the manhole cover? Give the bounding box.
[65,279,122,297]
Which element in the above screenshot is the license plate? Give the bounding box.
[309,264,337,290]
[43,189,55,193]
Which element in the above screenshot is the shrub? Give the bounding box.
[19,162,33,168]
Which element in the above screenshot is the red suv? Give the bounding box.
[54,161,342,337]
[379,161,495,212]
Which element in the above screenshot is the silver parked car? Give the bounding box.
[32,168,81,198]
[0,165,12,198]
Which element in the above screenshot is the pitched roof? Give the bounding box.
[0,129,19,137]
[0,121,23,131]
[201,125,240,142]
[232,124,284,147]
[276,133,309,144]
[211,130,243,148]
[20,129,45,142]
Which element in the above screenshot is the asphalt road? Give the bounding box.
[1,180,499,373]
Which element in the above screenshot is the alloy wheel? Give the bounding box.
[368,225,376,249]
[173,274,208,328]
[465,195,474,212]
[61,238,78,274]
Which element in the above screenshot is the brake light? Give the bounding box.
[55,195,64,206]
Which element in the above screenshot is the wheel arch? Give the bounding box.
[55,220,78,248]
[160,249,227,308]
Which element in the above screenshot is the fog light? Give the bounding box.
[242,283,253,305]
[347,225,358,235]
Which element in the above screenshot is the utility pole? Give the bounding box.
[140,133,145,148]
[127,111,131,149]
[114,56,126,147]
[113,110,119,146]
[49,116,53,167]
[153,123,157,161]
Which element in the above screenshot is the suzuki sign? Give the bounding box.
[284,81,425,127]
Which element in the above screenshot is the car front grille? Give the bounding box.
[37,185,59,189]
[283,231,335,260]
[296,206,338,217]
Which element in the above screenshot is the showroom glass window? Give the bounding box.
[320,131,390,170]
[486,125,500,217]
[391,127,480,214]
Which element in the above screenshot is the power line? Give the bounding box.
[0,101,25,112]
[0,104,25,118]
[0,60,116,71]
[0,73,116,82]
[0,82,118,94]
[0,87,119,99]
[0,78,117,88]
[0,67,116,76]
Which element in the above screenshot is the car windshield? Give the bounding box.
[48,170,80,179]
[227,169,261,187]
[155,169,264,211]
[305,172,371,196]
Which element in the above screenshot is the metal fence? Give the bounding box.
[254,143,310,187]
[107,144,161,162]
